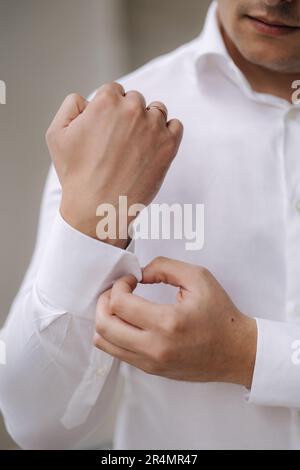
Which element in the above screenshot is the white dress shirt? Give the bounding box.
[1,2,300,450]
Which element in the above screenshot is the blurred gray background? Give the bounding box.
[0,0,211,449]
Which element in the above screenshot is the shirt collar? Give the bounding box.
[192,1,229,65]
[192,1,250,97]
[192,1,297,110]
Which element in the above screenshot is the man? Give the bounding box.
[1,0,300,450]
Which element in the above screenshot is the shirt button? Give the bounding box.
[96,367,107,377]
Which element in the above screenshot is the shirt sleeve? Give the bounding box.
[247,318,300,409]
[0,166,142,450]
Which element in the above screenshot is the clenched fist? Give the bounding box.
[46,83,183,246]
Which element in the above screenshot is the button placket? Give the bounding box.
[284,108,300,321]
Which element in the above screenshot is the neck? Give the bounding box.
[220,25,299,103]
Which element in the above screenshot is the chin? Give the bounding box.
[239,44,300,73]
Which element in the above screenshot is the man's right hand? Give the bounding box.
[46,83,183,247]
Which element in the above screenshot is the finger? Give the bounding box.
[87,82,125,118]
[94,333,151,373]
[147,101,168,123]
[110,275,168,330]
[97,289,112,309]
[96,291,148,353]
[50,93,88,130]
[142,256,199,290]
[94,333,139,364]
[125,90,147,109]
[167,119,184,148]
[112,275,138,297]
[93,82,126,100]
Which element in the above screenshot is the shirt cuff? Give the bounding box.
[247,317,300,409]
[36,213,142,318]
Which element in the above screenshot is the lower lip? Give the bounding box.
[247,16,298,37]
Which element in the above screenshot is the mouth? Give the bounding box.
[245,15,300,37]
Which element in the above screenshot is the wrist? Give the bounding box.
[60,199,130,249]
[232,314,257,389]
[219,311,257,389]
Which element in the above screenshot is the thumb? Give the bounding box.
[142,256,199,291]
[167,119,184,151]
[50,93,88,130]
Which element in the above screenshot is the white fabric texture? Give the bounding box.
[1,2,300,450]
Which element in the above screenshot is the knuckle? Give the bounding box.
[66,92,78,102]
[151,343,172,364]
[95,84,117,107]
[146,257,169,282]
[197,265,210,279]
[110,293,123,313]
[64,93,79,106]
[135,90,144,99]
[95,317,107,337]
[98,83,113,94]
[94,335,107,353]
[128,90,144,100]
[164,135,178,155]
[161,311,183,335]
[125,100,143,118]
[112,81,124,91]
[93,333,100,348]
[151,256,168,269]
[173,118,184,133]
[45,126,55,145]
[95,92,114,108]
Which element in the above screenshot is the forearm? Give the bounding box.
[0,167,141,448]
[0,227,140,448]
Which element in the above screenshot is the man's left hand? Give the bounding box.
[94,257,257,389]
